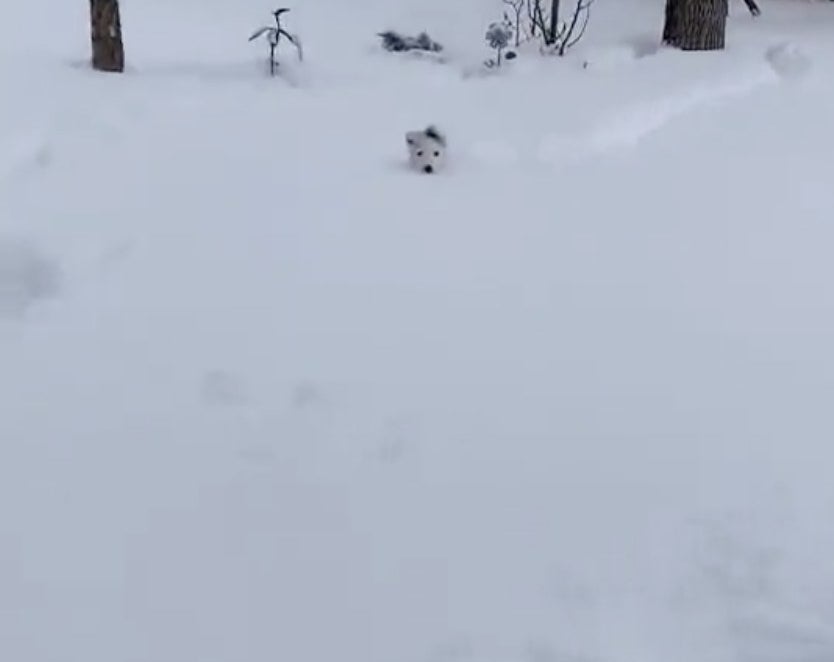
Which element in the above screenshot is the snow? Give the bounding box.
[3,1,834,661]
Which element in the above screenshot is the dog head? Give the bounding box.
[405,125,446,174]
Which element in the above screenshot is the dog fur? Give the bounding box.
[405,125,446,174]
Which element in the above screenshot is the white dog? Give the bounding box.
[405,125,446,174]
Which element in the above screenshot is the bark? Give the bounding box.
[663,0,728,51]
[90,0,125,73]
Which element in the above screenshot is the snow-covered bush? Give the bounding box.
[378,31,443,54]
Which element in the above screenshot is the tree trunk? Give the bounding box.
[548,0,560,44]
[663,0,728,51]
[90,0,125,73]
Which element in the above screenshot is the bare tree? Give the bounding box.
[527,0,559,45]
[90,0,125,72]
[549,0,561,43]
[525,0,592,54]
[663,0,728,51]
[557,0,592,55]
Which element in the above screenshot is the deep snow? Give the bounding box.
[3,1,834,661]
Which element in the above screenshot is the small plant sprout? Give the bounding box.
[485,21,515,68]
[249,8,303,77]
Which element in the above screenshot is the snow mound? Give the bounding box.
[0,238,60,318]
[765,42,812,80]
[469,138,521,168]
[587,68,776,152]
[581,44,640,72]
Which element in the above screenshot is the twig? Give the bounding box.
[560,0,594,55]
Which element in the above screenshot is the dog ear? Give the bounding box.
[405,131,419,147]
[424,125,446,146]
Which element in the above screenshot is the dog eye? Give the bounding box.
[434,151,440,157]
[417,151,423,157]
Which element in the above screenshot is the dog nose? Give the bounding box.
[423,165,434,174]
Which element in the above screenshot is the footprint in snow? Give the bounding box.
[371,416,423,465]
[292,380,327,409]
[0,133,52,182]
[0,237,61,319]
[200,369,249,407]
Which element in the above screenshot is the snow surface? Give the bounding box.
[3,1,834,661]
